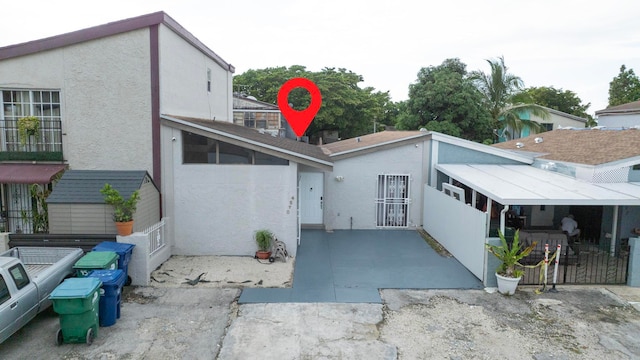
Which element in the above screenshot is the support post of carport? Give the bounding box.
[610,205,619,256]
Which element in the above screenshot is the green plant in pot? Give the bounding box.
[18,116,40,145]
[486,229,536,295]
[254,229,274,259]
[100,183,141,236]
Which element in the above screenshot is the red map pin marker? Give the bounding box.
[277,78,322,137]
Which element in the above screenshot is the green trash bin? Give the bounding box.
[49,277,102,345]
[73,251,119,277]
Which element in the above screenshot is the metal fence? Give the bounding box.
[522,237,630,285]
[143,218,166,255]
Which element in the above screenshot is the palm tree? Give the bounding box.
[470,56,548,141]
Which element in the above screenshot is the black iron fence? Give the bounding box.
[0,118,63,161]
[522,237,630,285]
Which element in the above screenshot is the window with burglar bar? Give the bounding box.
[0,89,63,161]
[376,174,410,227]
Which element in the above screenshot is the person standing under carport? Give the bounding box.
[561,214,580,240]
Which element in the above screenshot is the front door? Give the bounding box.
[299,172,323,224]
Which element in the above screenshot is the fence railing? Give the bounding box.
[0,118,63,161]
[143,218,166,255]
[522,237,630,285]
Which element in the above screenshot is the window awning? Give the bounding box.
[0,164,66,184]
[436,164,640,206]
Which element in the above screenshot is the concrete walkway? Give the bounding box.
[239,229,483,303]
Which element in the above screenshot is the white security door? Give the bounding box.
[375,174,410,227]
[299,172,323,224]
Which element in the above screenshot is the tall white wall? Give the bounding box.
[324,142,426,230]
[0,29,154,174]
[159,25,232,121]
[423,185,486,280]
[597,114,640,128]
[164,127,299,256]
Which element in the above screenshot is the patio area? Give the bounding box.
[239,229,483,303]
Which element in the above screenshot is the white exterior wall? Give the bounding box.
[0,29,154,174]
[163,126,299,256]
[423,185,486,280]
[531,112,586,130]
[324,142,426,230]
[158,25,232,122]
[597,113,640,128]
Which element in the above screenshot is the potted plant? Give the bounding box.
[100,183,141,236]
[17,116,40,145]
[486,229,536,295]
[254,229,274,259]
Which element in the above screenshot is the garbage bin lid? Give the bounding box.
[49,277,102,299]
[87,269,125,286]
[73,251,119,268]
[93,241,135,253]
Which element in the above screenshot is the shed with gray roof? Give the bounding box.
[47,170,160,234]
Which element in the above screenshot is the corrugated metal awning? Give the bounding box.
[436,164,640,206]
[0,164,66,184]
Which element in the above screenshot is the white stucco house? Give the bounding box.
[0,11,234,234]
[0,11,337,257]
[2,12,640,287]
[316,128,640,286]
[595,100,640,128]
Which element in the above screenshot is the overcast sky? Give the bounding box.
[2,0,639,116]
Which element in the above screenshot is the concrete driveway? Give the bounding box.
[0,287,239,359]
[2,285,640,359]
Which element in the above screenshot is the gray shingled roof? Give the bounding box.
[595,100,640,115]
[492,128,640,165]
[47,170,153,204]
[321,130,428,156]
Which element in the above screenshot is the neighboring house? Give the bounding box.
[499,106,587,141]
[493,128,640,241]
[0,11,233,233]
[319,128,640,286]
[595,100,640,128]
[319,130,530,232]
[233,93,287,137]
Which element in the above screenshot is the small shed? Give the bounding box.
[47,170,160,234]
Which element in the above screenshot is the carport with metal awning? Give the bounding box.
[424,164,640,286]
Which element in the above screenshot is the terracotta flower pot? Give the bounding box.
[255,251,271,260]
[115,221,134,236]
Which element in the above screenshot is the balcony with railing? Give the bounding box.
[0,118,63,161]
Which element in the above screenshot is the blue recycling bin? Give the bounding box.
[93,242,135,285]
[87,269,125,327]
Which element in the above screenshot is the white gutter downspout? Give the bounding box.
[500,205,509,236]
[611,205,619,256]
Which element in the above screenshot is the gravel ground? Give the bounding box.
[380,288,640,359]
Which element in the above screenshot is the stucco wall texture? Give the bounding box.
[166,128,299,256]
[324,142,427,230]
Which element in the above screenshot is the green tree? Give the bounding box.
[233,66,390,142]
[470,56,548,141]
[397,58,492,142]
[512,86,594,126]
[608,65,640,107]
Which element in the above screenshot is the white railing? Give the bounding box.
[143,218,166,255]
